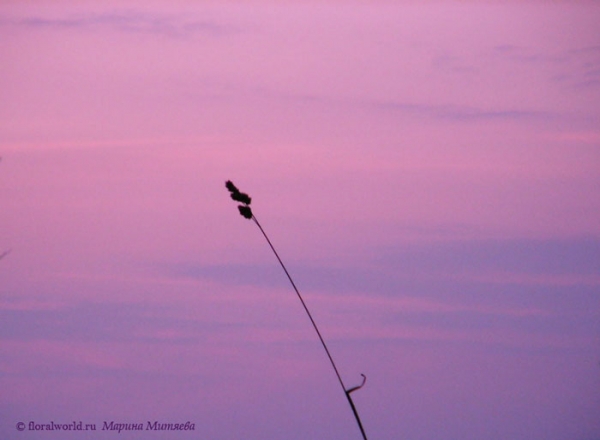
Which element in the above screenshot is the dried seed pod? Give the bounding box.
[225,180,239,194]
[231,191,251,205]
[238,205,253,219]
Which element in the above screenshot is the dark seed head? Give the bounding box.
[225,180,240,194]
[231,191,251,205]
[238,205,253,219]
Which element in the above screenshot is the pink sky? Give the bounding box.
[1,1,599,439]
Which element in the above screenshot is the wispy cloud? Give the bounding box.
[371,100,555,122]
[0,300,227,344]
[564,45,600,89]
[263,87,557,123]
[151,235,599,353]
[0,10,235,38]
[490,44,558,64]
[491,43,600,90]
[378,236,600,278]
[165,237,600,294]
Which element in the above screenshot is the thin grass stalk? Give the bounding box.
[252,215,368,439]
[225,180,368,440]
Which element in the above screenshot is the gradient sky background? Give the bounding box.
[1,1,599,439]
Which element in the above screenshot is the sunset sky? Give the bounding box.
[1,1,599,439]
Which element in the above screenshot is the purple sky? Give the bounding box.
[1,1,599,439]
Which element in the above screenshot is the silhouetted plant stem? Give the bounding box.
[252,214,368,440]
[225,180,368,440]
[252,215,346,389]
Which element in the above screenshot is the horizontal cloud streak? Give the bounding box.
[369,100,556,122]
[163,236,600,289]
[378,236,600,277]
[254,87,559,123]
[0,301,236,344]
[154,236,599,351]
[0,10,235,38]
[491,44,600,90]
